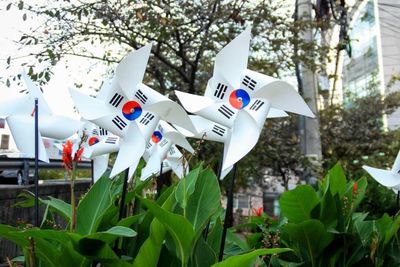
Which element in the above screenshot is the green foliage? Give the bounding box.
[1,165,291,266]
[230,164,400,267]
[320,90,400,217]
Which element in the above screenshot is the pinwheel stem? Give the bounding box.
[397,191,400,209]
[34,98,40,227]
[218,164,237,261]
[118,169,130,221]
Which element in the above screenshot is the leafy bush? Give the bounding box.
[229,164,400,266]
[0,165,290,266]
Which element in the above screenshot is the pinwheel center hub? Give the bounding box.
[88,136,100,146]
[122,101,142,121]
[151,131,163,144]
[229,89,250,110]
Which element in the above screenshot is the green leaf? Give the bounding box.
[43,196,72,221]
[211,248,292,267]
[140,197,196,266]
[175,165,202,210]
[284,219,333,264]
[133,189,176,267]
[76,175,113,234]
[325,163,347,197]
[191,237,217,267]
[117,213,144,228]
[279,185,319,223]
[83,226,136,244]
[207,217,223,255]
[186,168,221,233]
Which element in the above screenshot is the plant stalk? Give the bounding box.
[70,163,77,232]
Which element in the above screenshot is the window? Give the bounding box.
[1,134,10,149]
[0,119,5,129]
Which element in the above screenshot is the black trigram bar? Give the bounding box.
[139,112,155,126]
[112,115,127,130]
[91,129,99,135]
[218,104,234,119]
[135,89,148,104]
[99,127,108,136]
[162,161,170,168]
[212,124,226,136]
[109,93,124,107]
[214,83,228,99]
[146,142,152,149]
[249,100,265,111]
[105,136,118,144]
[159,139,168,147]
[242,75,257,90]
[169,146,176,155]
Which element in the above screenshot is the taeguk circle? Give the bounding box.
[229,89,250,109]
[88,136,99,146]
[122,101,142,121]
[151,131,163,144]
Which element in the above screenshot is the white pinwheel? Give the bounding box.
[363,151,400,193]
[175,26,314,172]
[141,120,194,180]
[69,44,196,177]
[143,144,190,180]
[0,73,83,162]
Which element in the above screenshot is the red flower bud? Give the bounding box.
[352,182,358,195]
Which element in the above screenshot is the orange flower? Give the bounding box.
[352,182,358,195]
[252,207,263,216]
[62,140,84,171]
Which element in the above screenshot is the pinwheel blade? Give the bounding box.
[252,81,315,118]
[85,136,119,158]
[163,132,194,153]
[220,165,233,180]
[110,124,146,178]
[115,44,152,99]
[175,115,227,143]
[0,96,32,117]
[7,115,49,163]
[93,154,109,182]
[174,90,214,114]
[213,26,251,89]
[69,88,112,120]
[391,150,400,174]
[146,99,197,134]
[222,111,260,171]
[363,165,400,188]
[39,115,83,140]
[141,153,161,181]
[267,108,288,118]
[22,72,53,115]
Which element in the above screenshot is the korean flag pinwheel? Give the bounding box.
[175,26,314,173]
[176,107,287,179]
[69,44,197,177]
[79,122,118,182]
[141,120,194,180]
[0,72,83,162]
[363,151,400,194]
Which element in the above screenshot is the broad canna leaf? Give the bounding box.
[175,165,202,210]
[211,248,292,267]
[76,175,113,234]
[279,185,319,223]
[186,168,221,233]
[140,196,196,266]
